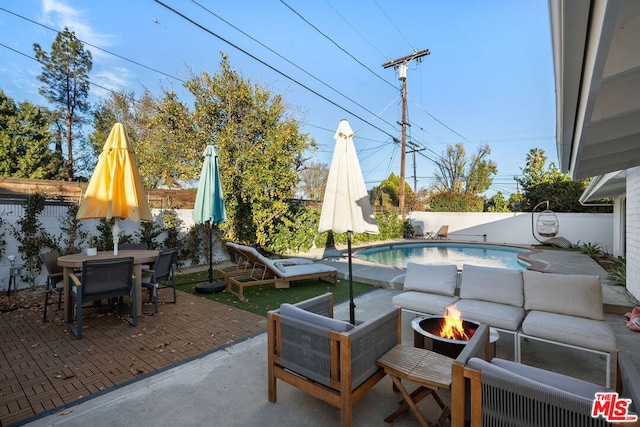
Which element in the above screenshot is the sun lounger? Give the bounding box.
[215,242,315,284]
[226,248,337,302]
[213,243,261,282]
[229,242,313,266]
[427,225,449,240]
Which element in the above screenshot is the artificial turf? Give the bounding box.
[175,269,375,317]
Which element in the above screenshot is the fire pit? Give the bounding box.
[412,315,500,358]
[412,316,480,358]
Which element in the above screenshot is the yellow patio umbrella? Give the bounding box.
[77,123,152,254]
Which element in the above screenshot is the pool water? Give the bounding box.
[356,243,530,270]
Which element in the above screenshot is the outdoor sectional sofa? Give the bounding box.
[392,262,618,387]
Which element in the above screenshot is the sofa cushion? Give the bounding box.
[468,357,607,399]
[454,299,525,331]
[392,291,459,316]
[280,303,354,332]
[459,264,524,307]
[403,263,458,296]
[523,270,603,320]
[521,311,617,352]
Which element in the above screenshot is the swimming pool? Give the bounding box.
[355,243,531,270]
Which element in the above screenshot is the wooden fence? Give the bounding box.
[0,177,197,209]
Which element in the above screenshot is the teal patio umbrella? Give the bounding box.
[193,145,227,293]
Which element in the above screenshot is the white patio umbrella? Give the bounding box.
[319,119,379,324]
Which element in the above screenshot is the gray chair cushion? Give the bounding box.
[280,303,354,332]
[521,311,617,352]
[618,351,640,413]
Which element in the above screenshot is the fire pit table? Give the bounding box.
[411,315,500,359]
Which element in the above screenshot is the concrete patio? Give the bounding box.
[22,247,640,427]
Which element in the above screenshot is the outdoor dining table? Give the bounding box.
[58,249,159,320]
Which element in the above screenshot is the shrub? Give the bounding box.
[11,192,56,285]
[607,256,626,285]
[578,241,603,257]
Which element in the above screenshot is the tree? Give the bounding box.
[185,55,314,249]
[90,89,198,188]
[370,173,417,210]
[433,143,497,194]
[0,90,64,179]
[430,192,485,212]
[136,91,200,188]
[486,192,511,212]
[519,148,546,191]
[34,27,92,180]
[518,148,610,212]
[299,162,328,200]
[430,143,497,212]
[90,89,137,155]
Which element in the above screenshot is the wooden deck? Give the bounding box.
[0,288,266,426]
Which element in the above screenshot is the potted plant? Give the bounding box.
[86,235,97,256]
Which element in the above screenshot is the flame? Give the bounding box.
[440,304,471,340]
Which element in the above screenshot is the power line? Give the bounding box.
[154,0,399,142]
[279,0,396,90]
[0,42,137,104]
[282,0,468,152]
[323,0,389,61]
[189,0,398,131]
[408,96,468,141]
[373,0,416,52]
[0,6,185,83]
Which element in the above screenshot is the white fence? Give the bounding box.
[408,211,613,249]
[0,202,223,292]
[0,202,614,292]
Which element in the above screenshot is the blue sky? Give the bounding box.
[0,0,556,196]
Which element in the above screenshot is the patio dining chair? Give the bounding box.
[39,250,64,322]
[140,249,177,314]
[118,243,151,270]
[67,257,137,339]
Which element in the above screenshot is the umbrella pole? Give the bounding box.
[348,231,355,325]
[208,221,213,283]
[195,220,225,294]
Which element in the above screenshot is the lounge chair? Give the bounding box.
[215,243,314,283]
[427,225,449,240]
[227,247,337,301]
[213,242,261,282]
[229,242,313,267]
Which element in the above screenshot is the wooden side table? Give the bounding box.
[377,345,454,427]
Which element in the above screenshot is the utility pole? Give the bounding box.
[407,141,426,193]
[382,49,430,218]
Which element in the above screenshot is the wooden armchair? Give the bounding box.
[451,330,640,427]
[267,292,401,427]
